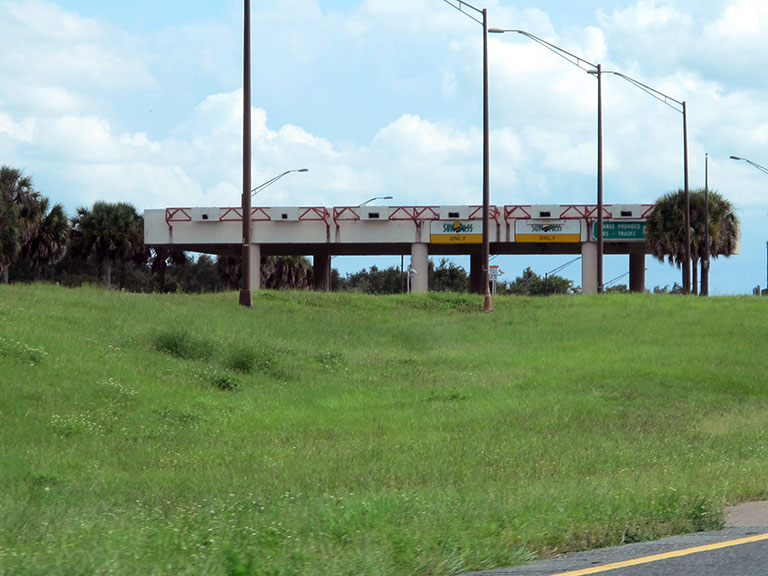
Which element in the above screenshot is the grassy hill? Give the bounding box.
[1,285,768,575]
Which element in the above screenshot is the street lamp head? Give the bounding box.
[298,168,309,172]
[730,155,768,175]
[358,195,394,207]
[488,28,506,33]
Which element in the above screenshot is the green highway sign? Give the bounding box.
[592,221,647,241]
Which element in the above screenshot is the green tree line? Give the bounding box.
[1,166,578,295]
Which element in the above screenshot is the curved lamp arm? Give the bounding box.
[358,195,393,207]
[731,155,768,176]
[251,168,309,197]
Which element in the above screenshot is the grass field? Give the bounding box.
[1,284,768,575]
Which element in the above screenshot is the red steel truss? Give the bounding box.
[166,204,654,227]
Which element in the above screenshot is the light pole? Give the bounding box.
[604,71,691,294]
[489,28,604,293]
[731,155,768,290]
[251,168,309,197]
[442,0,492,311]
[240,0,252,308]
[358,195,393,207]
[703,153,709,296]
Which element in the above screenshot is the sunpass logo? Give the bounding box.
[529,223,563,233]
[443,221,473,233]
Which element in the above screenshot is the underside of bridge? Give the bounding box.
[155,240,649,294]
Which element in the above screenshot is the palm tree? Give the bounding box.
[151,247,188,292]
[692,190,738,296]
[261,256,313,289]
[215,254,241,290]
[71,202,146,289]
[647,190,687,276]
[116,208,148,290]
[0,166,39,283]
[19,201,70,279]
[215,255,314,290]
[0,195,20,284]
[647,188,739,294]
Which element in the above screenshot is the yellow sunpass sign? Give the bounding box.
[430,221,483,244]
[515,220,581,243]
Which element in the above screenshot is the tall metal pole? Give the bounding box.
[239,0,253,307]
[703,153,709,296]
[601,71,689,293]
[682,101,691,294]
[489,28,604,294]
[730,156,768,293]
[482,8,492,312]
[596,64,604,294]
[442,1,493,309]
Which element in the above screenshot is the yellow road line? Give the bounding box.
[548,532,768,576]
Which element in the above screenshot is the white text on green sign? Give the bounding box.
[593,221,647,241]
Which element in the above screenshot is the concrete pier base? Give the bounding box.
[410,243,429,293]
[629,252,646,293]
[313,250,331,291]
[250,243,261,292]
[581,242,598,295]
[469,252,483,294]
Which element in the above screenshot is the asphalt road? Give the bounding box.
[461,528,768,576]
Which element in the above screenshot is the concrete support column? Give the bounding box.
[629,252,646,293]
[581,242,598,295]
[410,243,429,293]
[249,243,261,291]
[313,250,331,291]
[469,252,483,294]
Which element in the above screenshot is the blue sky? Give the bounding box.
[1,0,767,293]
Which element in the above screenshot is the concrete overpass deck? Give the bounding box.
[144,203,654,293]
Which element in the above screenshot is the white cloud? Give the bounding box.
[39,115,116,162]
[354,0,469,36]
[489,126,522,192]
[4,0,102,41]
[442,72,458,97]
[697,0,768,91]
[68,162,202,209]
[367,114,482,205]
[604,0,685,28]
[705,0,768,38]
[278,124,337,157]
[0,111,35,143]
[119,132,161,155]
[525,128,596,176]
[373,114,470,154]
[16,84,87,114]
[581,26,607,62]
[0,1,152,95]
[597,0,693,68]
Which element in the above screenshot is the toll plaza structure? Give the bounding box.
[143,203,654,294]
